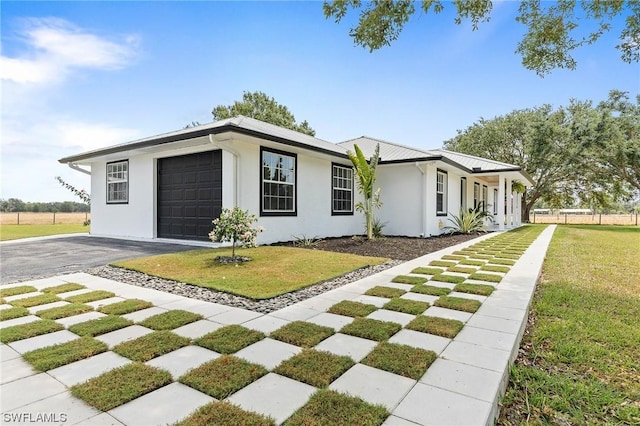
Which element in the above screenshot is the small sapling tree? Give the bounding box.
[209,207,264,261]
[348,143,382,239]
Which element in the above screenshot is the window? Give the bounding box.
[460,177,467,211]
[473,182,480,209]
[482,185,488,212]
[493,188,499,214]
[436,170,447,216]
[261,148,296,216]
[106,160,128,204]
[332,164,353,215]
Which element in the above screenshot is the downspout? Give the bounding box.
[415,162,427,237]
[68,163,91,175]
[209,134,240,207]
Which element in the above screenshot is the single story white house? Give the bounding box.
[59,116,534,244]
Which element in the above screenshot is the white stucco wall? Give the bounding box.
[374,164,424,237]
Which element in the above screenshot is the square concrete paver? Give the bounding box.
[95,325,153,348]
[28,301,70,314]
[0,315,40,329]
[306,312,354,331]
[400,292,439,304]
[269,305,321,322]
[86,297,126,309]
[297,296,339,312]
[56,288,95,299]
[4,292,44,302]
[0,373,67,411]
[383,415,423,425]
[0,304,14,310]
[49,351,132,387]
[475,304,526,321]
[423,306,473,322]
[440,341,511,373]
[0,344,21,361]
[161,298,230,318]
[208,307,263,324]
[228,373,316,424]
[420,358,503,403]
[393,382,492,425]
[235,338,301,370]
[378,282,414,291]
[109,382,213,425]
[315,333,377,362]
[367,309,415,327]
[243,315,290,334]
[56,311,106,327]
[74,413,124,426]
[1,357,37,384]
[146,345,219,379]
[329,364,416,411]
[173,319,224,339]
[389,329,451,355]
[121,307,167,322]
[352,295,389,307]
[448,291,487,303]
[466,314,522,335]
[10,330,79,354]
[455,326,517,352]
[6,391,101,425]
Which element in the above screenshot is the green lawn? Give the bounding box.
[0,224,89,241]
[500,225,640,425]
[112,246,388,299]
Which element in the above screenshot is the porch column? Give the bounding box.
[506,178,513,228]
[498,174,505,230]
[514,193,521,226]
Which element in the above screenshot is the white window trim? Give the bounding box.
[261,148,296,216]
[106,160,128,204]
[436,170,448,216]
[332,164,354,214]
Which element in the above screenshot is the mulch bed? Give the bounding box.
[274,233,487,261]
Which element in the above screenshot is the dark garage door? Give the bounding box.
[158,151,222,241]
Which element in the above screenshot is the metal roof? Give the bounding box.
[338,136,440,162]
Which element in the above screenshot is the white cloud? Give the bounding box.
[0,17,140,84]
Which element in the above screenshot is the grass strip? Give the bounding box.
[434,296,481,313]
[41,283,86,294]
[10,294,60,308]
[196,325,264,354]
[430,274,466,284]
[327,301,377,318]
[284,389,388,426]
[428,260,457,268]
[179,355,267,399]
[270,321,334,348]
[481,265,510,273]
[364,286,406,298]
[0,306,29,321]
[113,330,190,362]
[383,298,429,315]
[71,363,172,411]
[487,258,516,266]
[469,272,503,283]
[459,259,486,266]
[447,266,478,274]
[410,285,451,296]
[23,336,107,371]
[176,401,275,426]
[35,303,93,320]
[64,290,115,304]
[442,255,466,261]
[454,283,494,296]
[362,342,436,380]
[495,253,520,260]
[468,254,494,260]
[97,299,153,315]
[68,315,133,337]
[391,275,428,285]
[274,349,354,387]
[406,315,464,338]
[0,320,64,343]
[411,267,445,275]
[138,310,203,330]
[0,286,37,298]
[340,318,401,342]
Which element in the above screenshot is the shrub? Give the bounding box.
[443,204,495,234]
[209,207,264,259]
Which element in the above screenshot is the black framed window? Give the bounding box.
[261,148,296,216]
[460,177,467,211]
[493,188,499,214]
[482,185,488,212]
[436,169,447,216]
[473,182,481,209]
[332,164,353,215]
[106,160,128,204]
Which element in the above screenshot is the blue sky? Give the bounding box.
[2,1,638,202]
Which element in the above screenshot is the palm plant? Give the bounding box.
[347,143,382,239]
[443,203,495,234]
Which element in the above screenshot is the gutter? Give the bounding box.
[68,163,91,175]
[209,134,240,207]
[415,162,428,237]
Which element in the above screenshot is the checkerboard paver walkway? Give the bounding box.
[0,225,555,425]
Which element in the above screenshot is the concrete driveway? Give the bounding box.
[0,235,200,284]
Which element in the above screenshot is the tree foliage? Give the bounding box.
[323,0,639,75]
[209,207,264,259]
[55,176,91,205]
[443,91,639,219]
[0,198,89,213]
[212,91,316,136]
[347,143,382,239]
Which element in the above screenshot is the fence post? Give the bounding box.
[636,213,638,226]
[53,212,56,225]
[17,212,20,225]
[599,214,601,225]
[565,213,568,224]
[533,211,535,224]
[85,212,88,223]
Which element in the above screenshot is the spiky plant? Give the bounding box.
[347,144,382,239]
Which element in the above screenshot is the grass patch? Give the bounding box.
[274,349,353,387]
[0,306,29,321]
[447,266,478,274]
[340,318,401,342]
[391,275,428,285]
[176,401,275,426]
[138,310,203,330]
[0,286,37,297]
[428,260,457,268]
[284,389,388,426]
[434,296,481,313]
[41,283,85,294]
[469,272,502,283]
[458,259,485,266]
[451,251,470,256]
[500,225,640,424]
[179,355,267,399]
[406,315,463,338]
[454,283,494,296]
[64,290,115,304]
[430,274,466,284]
[97,299,153,315]
[487,258,516,266]
[442,255,466,261]
[410,285,451,296]
[22,336,107,371]
[364,286,406,298]
[10,293,60,308]
[495,253,520,260]
[383,298,429,315]
[270,321,334,348]
[196,325,264,354]
[113,330,190,362]
[468,254,493,260]
[0,224,89,241]
[112,246,388,300]
[0,320,64,343]
[68,315,133,336]
[327,301,377,318]
[71,363,171,411]
[411,267,445,275]
[481,265,510,273]
[35,303,93,320]
[362,342,436,380]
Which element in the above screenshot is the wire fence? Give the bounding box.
[0,212,90,225]
[529,213,639,226]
